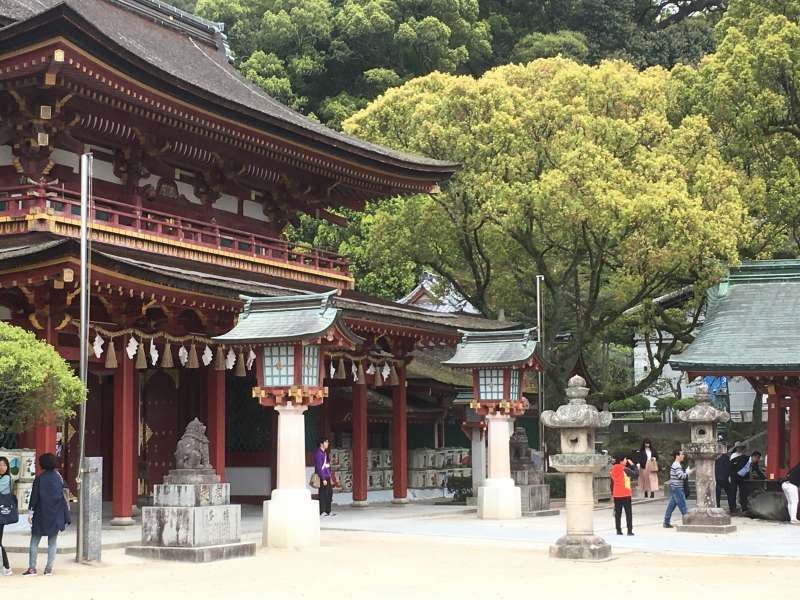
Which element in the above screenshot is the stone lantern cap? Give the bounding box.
[677,385,731,424]
[541,376,612,429]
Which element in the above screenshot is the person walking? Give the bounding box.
[664,450,693,528]
[0,456,15,576]
[715,447,736,512]
[610,453,637,535]
[781,461,800,525]
[21,453,70,576]
[314,437,334,517]
[637,439,659,498]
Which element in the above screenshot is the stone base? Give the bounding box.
[163,468,220,485]
[549,535,612,561]
[519,483,550,513]
[391,497,409,505]
[263,489,320,548]
[351,500,369,508]
[141,504,242,547]
[675,524,737,534]
[109,516,136,527]
[154,483,229,507]
[126,541,256,563]
[524,509,560,517]
[477,478,522,520]
[676,508,737,534]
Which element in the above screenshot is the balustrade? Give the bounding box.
[0,183,349,277]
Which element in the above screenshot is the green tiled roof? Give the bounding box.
[442,328,538,368]
[670,260,800,374]
[213,291,362,345]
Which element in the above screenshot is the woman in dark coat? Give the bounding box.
[22,453,70,576]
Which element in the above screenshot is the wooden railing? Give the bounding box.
[0,183,350,277]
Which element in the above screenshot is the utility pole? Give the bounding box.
[76,153,92,563]
[536,275,545,451]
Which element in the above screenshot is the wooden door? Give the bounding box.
[141,370,180,495]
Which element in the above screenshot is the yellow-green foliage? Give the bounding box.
[0,322,84,433]
[344,57,752,399]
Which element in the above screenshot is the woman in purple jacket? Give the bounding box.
[314,437,334,516]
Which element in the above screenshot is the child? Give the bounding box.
[610,453,638,535]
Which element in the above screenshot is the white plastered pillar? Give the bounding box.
[477,413,521,519]
[263,403,320,548]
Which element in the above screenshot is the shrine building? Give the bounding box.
[0,0,519,522]
[671,261,800,479]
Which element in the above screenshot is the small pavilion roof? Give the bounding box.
[670,261,800,375]
[443,328,539,369]
[212,291,362,346]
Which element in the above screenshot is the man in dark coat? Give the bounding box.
[22,453,70,576]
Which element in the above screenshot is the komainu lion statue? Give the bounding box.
[174,418,211,469]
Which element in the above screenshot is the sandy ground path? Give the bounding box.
[1,529,797,600]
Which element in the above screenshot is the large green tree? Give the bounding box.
[343,58,752,403]
[0,322,84,435]
[669,0,800,255]
[191,0,725,127]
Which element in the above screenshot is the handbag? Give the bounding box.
[648,458,659,472]
[0,492,19,525]
[309,472,321,489]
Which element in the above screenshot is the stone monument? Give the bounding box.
[542,375,612,560]
[675,385,736,534]
[79,456,103,561]
[126,419,256,562]
[509,427,556,516]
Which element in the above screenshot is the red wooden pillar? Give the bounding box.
[392,366,408,503]
[34,422,57,474]
[207,368,226,482]
[790,396,800,469]
[111,347,135,525]
[352,384,368,505]
[33,313,57,473]
[766,394,784,479]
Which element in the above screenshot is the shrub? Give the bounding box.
[608,395,651,412]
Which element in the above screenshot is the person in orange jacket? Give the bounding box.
[610,453,638,536]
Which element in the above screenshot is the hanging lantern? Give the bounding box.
[187,343,199,369]
[235,351,247,377]
[135,339,147,370]
[161,342,174,369]
[356,361,366,385]
[334,357,346,380]
[104,339,118,369]
[214,346,226,371]
[387,363,400,386]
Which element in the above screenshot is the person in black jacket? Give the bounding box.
[731,451,765,512]
[21,453,70,577]
[715,445,741,512]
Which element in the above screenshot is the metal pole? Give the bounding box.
[536,274,545,451]
[76,153,92,563]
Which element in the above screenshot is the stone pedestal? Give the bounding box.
[675,388,736,534]
[263,403,321,547]
[542,376,612,560]
[126,419,255,562]
[510,427,555,515]
[478,414,521,519]
[79,457,103,562]
[478,478,522,519]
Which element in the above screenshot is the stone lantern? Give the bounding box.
[541,375,612,560]
[443,329,543,519]
[214,291,363,548]
[676,385,736,533]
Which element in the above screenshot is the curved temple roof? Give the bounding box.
[0,0,459,182]
[670,261,800,374]
[443,328,540,369]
